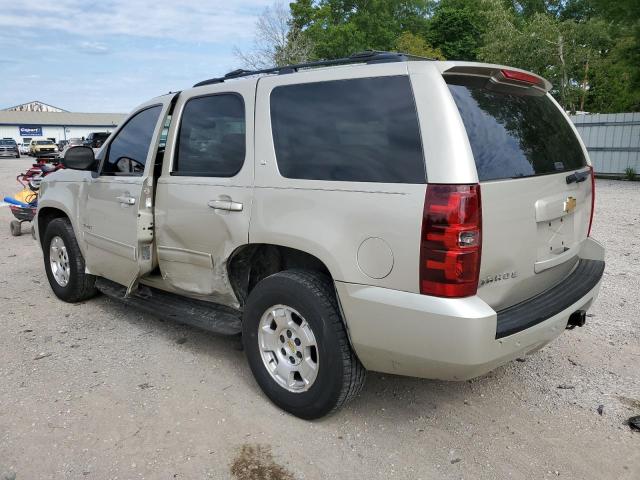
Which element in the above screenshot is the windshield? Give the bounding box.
[446,75,586,181]
[0,140,16,145]
[36,140,54,145]
[93,133,110,141]
[68,139,83,145]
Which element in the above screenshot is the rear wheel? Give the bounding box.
[9,220,21,237]
[243,270,366,419]
[43,218,97,302]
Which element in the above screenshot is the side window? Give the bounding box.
[102,105,162,176]
[270,76,425,183]
[174,94,245,177]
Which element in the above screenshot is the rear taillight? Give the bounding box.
[588,165,595,236]
[420,184,482,298]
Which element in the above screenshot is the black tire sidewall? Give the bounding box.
[10,221,21,236]
[243,272,347,419]
[43,219,84,302]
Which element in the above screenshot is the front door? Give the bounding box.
[82,96,174,288]
[155,82,255,307]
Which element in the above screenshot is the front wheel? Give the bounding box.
[43,218,97,302]
[243,270,366,419]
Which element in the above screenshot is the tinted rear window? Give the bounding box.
[270,76,425,183]
[174,94,246,177]
[446,76,586,181]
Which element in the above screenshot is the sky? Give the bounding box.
[0,0,274,113]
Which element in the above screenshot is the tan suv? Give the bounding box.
[35,52,604,419]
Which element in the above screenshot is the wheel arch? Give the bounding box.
[37,207,71,248]
[227,243,333,307]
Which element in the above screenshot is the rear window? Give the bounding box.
[270,76,425,183]
[446,76,586,181]
[174,94,246,177]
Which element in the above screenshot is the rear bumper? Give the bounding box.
[496,258,604,338]
[336,238,605,380]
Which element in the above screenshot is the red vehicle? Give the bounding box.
[6,161,64,237]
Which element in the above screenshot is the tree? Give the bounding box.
[395,31,445,59]
[266,0,640,112]
[289,0,434,60]
[426,0,486,60]
[234,2,313,69]
[587,29,640,112]
[478,0,618,111]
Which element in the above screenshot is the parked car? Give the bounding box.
[29,139,58,159]
[36,52,604,419]
[83,132,111,149]
[61,138,84,156]
[18,142,31,155]
[0,138,20,158]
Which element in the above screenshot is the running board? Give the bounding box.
[95,278,242,336]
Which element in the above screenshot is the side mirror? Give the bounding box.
[63,146,96,171]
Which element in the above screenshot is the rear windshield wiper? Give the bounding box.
[566,170,590,184]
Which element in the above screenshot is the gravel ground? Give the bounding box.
[0,157,638,480]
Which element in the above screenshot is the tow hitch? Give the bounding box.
[566,310,586,329]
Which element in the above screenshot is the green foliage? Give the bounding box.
[624,167,637,181]
[426,0,486,60]
[289,0,434,60]
[395,31,445,59]
[587,32,640,112]
[286,0,640,112]
[474,0,640,112]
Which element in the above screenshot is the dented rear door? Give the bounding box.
[154,81,255,307]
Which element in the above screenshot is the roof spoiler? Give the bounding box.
[443,65,552,93]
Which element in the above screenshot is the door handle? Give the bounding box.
[566,170,590,184]
[117,195,136,205]
[207,199,243,212]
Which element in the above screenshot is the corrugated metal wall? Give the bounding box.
[570,112,640,175]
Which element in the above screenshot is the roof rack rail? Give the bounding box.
[193,50,430,88]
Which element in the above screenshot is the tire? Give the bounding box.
[242,270,366,419]
[9,220,21,237]
[43,217,98,302]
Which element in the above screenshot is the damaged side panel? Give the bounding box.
[152,80,256,309]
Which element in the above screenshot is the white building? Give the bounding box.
[0,102,126,146]
[3,100,68,113]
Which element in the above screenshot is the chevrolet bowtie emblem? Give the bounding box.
[564,196,577,213]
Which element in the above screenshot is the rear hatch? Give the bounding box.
[444,69,593,311]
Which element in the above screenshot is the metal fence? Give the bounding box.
[569,112,640,176]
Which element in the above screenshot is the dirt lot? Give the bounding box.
[0,157,638,480]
